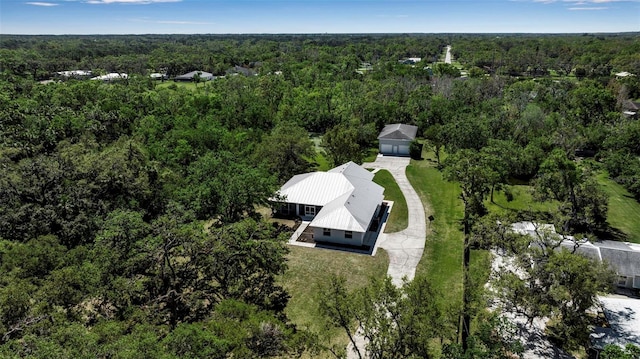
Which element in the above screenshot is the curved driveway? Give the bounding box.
[363,156,427,287]
[347,156,427,358]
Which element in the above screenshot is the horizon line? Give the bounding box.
[3,31,640,36]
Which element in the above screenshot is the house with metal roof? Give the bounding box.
[174,70,214,82]
[378,124,418,156]
[275,162,384,246]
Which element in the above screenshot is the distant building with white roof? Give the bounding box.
[615,71,635,78]
[56,70,92,78]
[90,73,128,81]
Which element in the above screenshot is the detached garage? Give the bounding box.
[378,124,418,156]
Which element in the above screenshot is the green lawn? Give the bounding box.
[155,81,201,90]
[373,169,408,233]
[279,246,389,354]
[407,151,492,347]
[362,147,379,163]
[485,184,557,216]
[309,135,331,171]
[597,172,640,243]
[407,155,465,311]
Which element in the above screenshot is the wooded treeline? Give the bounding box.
[1,33,639,357]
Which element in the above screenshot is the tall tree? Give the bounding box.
[443,149,496,350]
[254,121,315,182]
[533,149,608,233]
[323,124,363,166]
[486,222,615,350]
[319,275,444,359]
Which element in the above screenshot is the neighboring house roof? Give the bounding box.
[57,70,92,77]
[615,71,635,78]
[149,73,167,79]
[378,124,419,141]
[90,73,128,81]
[174,71,214,81]
[231,66,257,76]
[277,162,384,232]
[511,221,556,237]
[512,221,640,285]
[623,100,640,111]
[598,241,640,279]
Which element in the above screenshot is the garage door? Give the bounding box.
[380,144,393,154]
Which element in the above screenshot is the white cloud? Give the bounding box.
[86,0,181,4]
[26,1,59,6]
[156,20,212,24]
[534,0,638,3]
[568,6,609,9]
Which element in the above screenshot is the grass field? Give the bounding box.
[485,184,556,216]
[597,172,640,243]
[373,169,408,233]
[407,151,493,347]
[407,153,466,312]
[309,136,331,171]
[279,246,389,354]
[155,81,201,90]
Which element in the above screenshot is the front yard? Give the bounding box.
[279,246,389,355]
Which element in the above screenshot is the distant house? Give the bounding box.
[228,66,257,77]
[90,73,128,81]
[56,70,92,79]
[378,123,418,156]
[275,162,384,246]
[149,73,167,80]
[356,62,373,75]
[615,71,635,78]
[622,100,639,119]
[174,71,214,82]
[512,221,640,290]
[399,57,421,65]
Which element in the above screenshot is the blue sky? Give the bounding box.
[1,0,638,34]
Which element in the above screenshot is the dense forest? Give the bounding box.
[1,33,639,358]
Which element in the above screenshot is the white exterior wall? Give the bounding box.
[312,227,364,246]
[379,139,411,156]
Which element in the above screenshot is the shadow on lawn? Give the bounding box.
[593,226,629,242]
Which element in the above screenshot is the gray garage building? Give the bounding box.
[377,123,418,156]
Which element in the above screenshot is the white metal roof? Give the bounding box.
[277,161,384,232]
[311,176,384,232]
[278,172,357,206]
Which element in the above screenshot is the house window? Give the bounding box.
[323,228,330,236]
[345,231,353,239]
[305,205,316,216]
[618,276,627,287]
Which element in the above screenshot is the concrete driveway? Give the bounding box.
[347,155,427,358]
[363,155,426,286]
